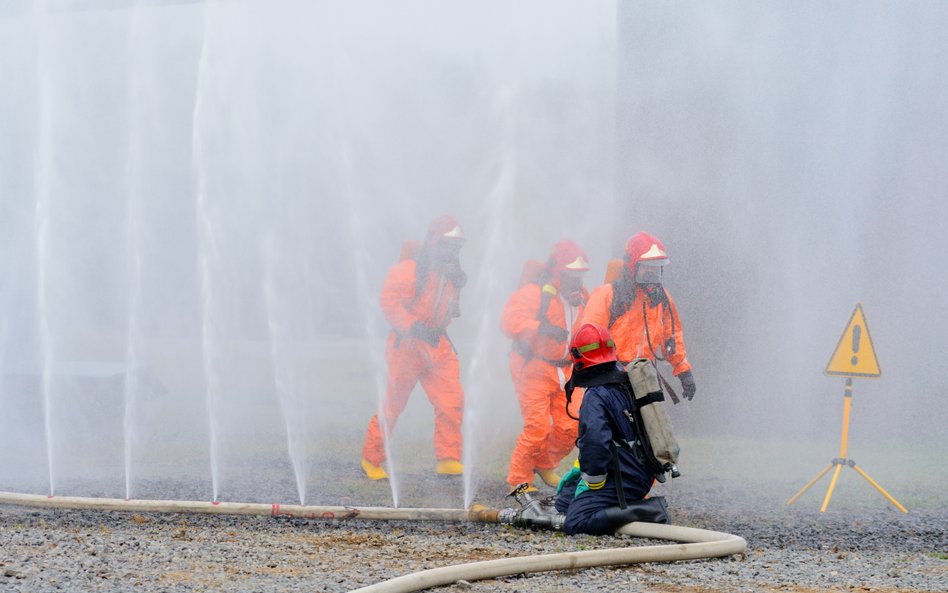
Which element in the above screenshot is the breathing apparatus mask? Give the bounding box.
[559,270,586,306]
[635,262,666,306]
[433,239,466,287]
[433,238,463,266]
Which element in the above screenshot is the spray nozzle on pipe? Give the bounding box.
[498,483,565,531]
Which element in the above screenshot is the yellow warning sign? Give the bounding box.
[826,303,881,378]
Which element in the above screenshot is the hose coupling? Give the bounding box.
[497,507,519,525]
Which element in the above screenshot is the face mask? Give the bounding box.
[433,240,463,267]
[634,264,663,285]
[643,283,666,306]
[560,272,585,306]
[566,290,585,306]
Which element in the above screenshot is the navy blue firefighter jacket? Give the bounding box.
[559,363,666,535]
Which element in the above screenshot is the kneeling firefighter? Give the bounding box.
[500,323,672,534]
[555,323,670,535]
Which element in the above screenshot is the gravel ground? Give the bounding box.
[1,470,945,593]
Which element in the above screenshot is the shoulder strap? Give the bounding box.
[608,280,634,328]
[538,283,556,324]
[411,255,430,308]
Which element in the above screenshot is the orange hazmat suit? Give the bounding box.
[582,233,691,375]
[361,222,465,468]
[502,241,589,488]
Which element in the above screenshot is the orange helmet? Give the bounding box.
[624,232,668,273]
[569,323,617,371]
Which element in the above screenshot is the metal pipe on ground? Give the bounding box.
[0,491,746,593]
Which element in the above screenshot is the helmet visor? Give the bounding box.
[634,263,663,285]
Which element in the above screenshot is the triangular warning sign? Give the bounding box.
[826,303,881,378]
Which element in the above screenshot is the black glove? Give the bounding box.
[537,322,569,342]
[410,321,441,347]
[678,370,696,401]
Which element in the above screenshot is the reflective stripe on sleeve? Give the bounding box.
[581,472,607,484]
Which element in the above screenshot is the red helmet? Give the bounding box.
[624,232,669,273]
[548,239,590,273]
[426,215,465,245]
[569,323,617,370]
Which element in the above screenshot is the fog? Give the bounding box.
[1,1,945,508]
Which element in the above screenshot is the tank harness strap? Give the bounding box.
[635,391,665,407]
[564,377,579,421]
[642,292,676,361]
[392,326,446,349]
[604,411,649,508]
[607,280,632,329]
[615,380,667,480]
[609,439,627,509]
[513,282,568,367]
[654,364,680,405]
[394,260,454,349]
[642,294,682,404]
[601,381,651,509]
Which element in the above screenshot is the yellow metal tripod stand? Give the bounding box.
[787,378,907,513]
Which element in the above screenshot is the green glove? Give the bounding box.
[556,466,582,496]
[574,479,589,498]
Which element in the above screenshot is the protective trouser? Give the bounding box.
[505,352,581,487]
[554,480,577,513]
[564,493,670,535]
[362,332,463,466]
[559,472,654,535]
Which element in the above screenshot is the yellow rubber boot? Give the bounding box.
[436,460,464,476]
[535,468,562,488]
[361,458,388,481]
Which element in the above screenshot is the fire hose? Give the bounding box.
[0,490,746,593]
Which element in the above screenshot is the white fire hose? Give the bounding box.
[350,521,746,593]
[0,491,746,593]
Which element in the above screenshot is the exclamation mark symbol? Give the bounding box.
[850,324,861,366]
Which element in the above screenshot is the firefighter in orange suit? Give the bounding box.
[502,240,590,491]
[361,216,467,480]
[581,232,695,401]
